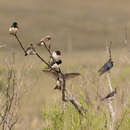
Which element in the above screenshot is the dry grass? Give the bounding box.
[0,49,130,129]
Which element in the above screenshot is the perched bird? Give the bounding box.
[9,22,18,35]
[54,77,63,90]
[50,59,62,69]
[98,58,113,76]
[52,50,61,60]
[44,59,62,71]
[42,70,80,89]
[37,35,51,46]
[42,69,80,80]
[101,88,117,101]
[49,50,61,64]
[25,43,36,56]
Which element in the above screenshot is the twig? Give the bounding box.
[0,54,22,130]
[43,41,52,56]
[58,69,67,102]
[35,52,51,68]
[107,40,112,60]
[14,34,26,55]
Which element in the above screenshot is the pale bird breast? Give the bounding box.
[53,55,60,60]
[9,27,18,34]
[52,64,59,68]
[40,42,44,45]
[56,80,60,86]
[52,52,57,58]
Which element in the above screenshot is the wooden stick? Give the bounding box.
[107,73,115,130]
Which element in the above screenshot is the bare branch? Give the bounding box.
[11,24,87,116]
[14,34,27,55]
[107,41,112,60]
[0,54,23,130]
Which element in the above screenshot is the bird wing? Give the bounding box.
[25,46,31,51]
[101,91,115,101]
[42,70,80,80]
[98,62,109,75]
[42,69,57,80]
[64,73,80,80]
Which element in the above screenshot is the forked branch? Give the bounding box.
[13,31,87,115]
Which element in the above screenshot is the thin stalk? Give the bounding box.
[107,73,115,130]
[14,34,26,55]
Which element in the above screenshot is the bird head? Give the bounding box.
[55,50,61,56]
[11,22,18,28]
[56,60,62,65]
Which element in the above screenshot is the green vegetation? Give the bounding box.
[41,101,130,130]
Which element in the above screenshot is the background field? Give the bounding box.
[0,0,130,130]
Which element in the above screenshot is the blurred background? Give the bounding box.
[1,0,130,51]
[0,0,130,130]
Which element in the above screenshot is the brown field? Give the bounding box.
[0,0,130,130]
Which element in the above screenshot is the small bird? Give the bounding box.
[9,22,18,35]
[25,43,36,56]
[44,59,62,71]
[42,70,80,90]
[50,59,62,69]
[37,35,51,46]
[98,58,113,76]
[54,77,63,90]
[49,50,61,64]
[42,69,80,80]
[101,88,117,101]
[52,50,61,60]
